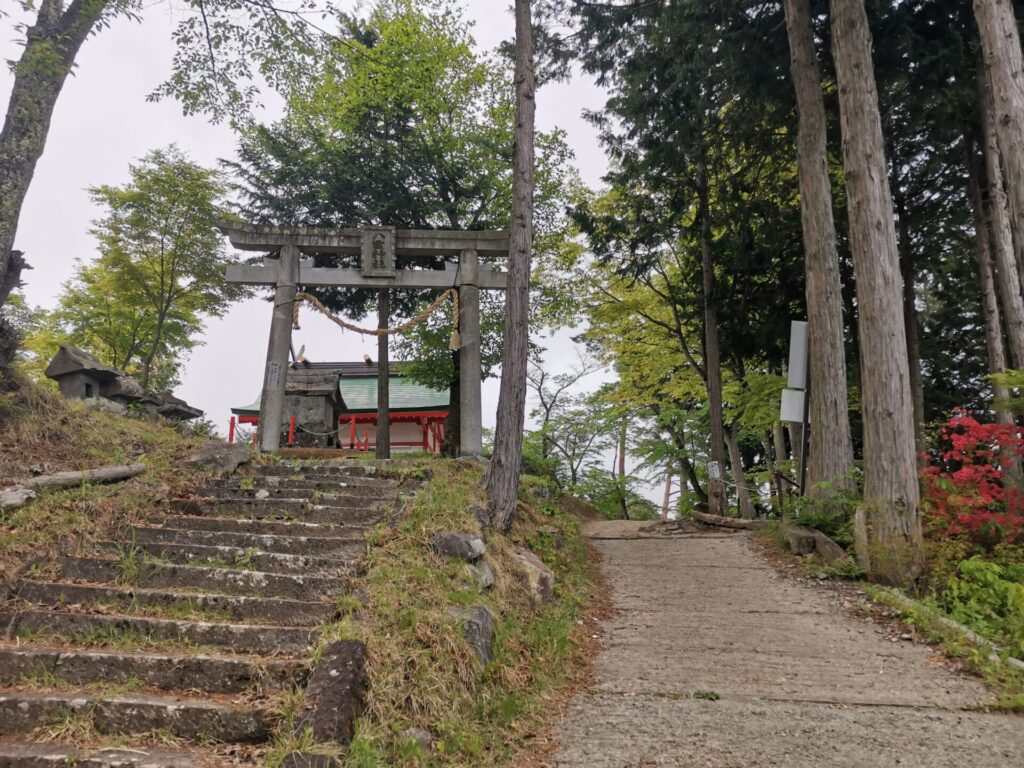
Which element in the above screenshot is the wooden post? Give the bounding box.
[349,415,356,449]
[459,249,483,457]
[288,415,296,447]
[228,416,236,445]
[258,244,298,452]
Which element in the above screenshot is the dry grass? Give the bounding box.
[0,377,216,582]
[324,460,601,768]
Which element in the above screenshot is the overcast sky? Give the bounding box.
[0,1,631,473]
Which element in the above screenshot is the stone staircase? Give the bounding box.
[0,461,410,766]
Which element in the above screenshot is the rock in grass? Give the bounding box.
[294,639,368,743]
[464,558,495,590]
[401,727,434,754]
[449,604,495,665]
[470,504,490,527]
[428,532,486,562]
[186,441,251,474]
[514,547,555,603]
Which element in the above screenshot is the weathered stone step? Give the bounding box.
[0,741,198,767]
[129,524,365,557]
[158,514,367,538]
[95,540,357,577]
[0,690,274,743]
[196,486,397,504]
[1,610,319,654]
[230,474,401,490]
[13,581,335,626]
[170,498,387,525]
[249,463,400,478]
[0,646,305,693]
[56,557,348,602]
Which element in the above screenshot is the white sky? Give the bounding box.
[0,1,648,484]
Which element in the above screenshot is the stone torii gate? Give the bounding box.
[222,223,509,456]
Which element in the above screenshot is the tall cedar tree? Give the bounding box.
[830,0,924,585]
[973,0,1024,248]
[487,0,536,531]
[782,0,855,498]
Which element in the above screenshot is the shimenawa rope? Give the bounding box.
[291,289,461,350]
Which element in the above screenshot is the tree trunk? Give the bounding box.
[140,304,170,392]
[894,200,926,449]
[762,434,781,511]
[830,0,924,586]
[979,70,1024,369]
[726,422,756,519]
[786,421,803,464]
[968,142,1022,482]
[0,1,108,369]
[616,472,629,520]
[487,0,535,532]
[376,289,391,460]
[681,456,708,504]
[783,0,856,498]
[617,417,627,477]
[973,0,1024,253]
[773,422,789,462]
[662,466,674,520]
[698,163,729,517]
[0,251,28,384]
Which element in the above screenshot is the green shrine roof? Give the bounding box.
[337,377,449,413]
[231,365,449,416]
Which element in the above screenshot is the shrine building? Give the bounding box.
[230,360,450,453]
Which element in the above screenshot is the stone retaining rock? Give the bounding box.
[514,547,555,603]
[295,640,368,744]
[186,441,252,474]
[428,532,486,562]
[464,558,495,590]
[448,604,494,665]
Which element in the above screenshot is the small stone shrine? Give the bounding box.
[45,345,204,421]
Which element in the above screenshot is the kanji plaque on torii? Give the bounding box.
[221,223,510,456]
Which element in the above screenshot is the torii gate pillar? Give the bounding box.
[459,249,483,458]
[259,245,298,452]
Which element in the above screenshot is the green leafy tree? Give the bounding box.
[27,147,243,391]
[88,147,242,389]
[0,1,342,378]
[231,1,579,455]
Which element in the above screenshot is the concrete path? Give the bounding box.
[548,526,1023,768]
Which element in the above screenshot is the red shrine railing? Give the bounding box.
[229,411,447,453]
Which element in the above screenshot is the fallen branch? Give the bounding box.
[0,487,35,510]
[692,509,765,530]
[0,463,147,511]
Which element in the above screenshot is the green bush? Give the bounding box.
[938,556,1024,660]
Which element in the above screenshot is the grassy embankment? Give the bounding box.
[0,379,213,583]
[270,464,602,768]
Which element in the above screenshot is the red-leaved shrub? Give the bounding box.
[920,411,1024,548]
